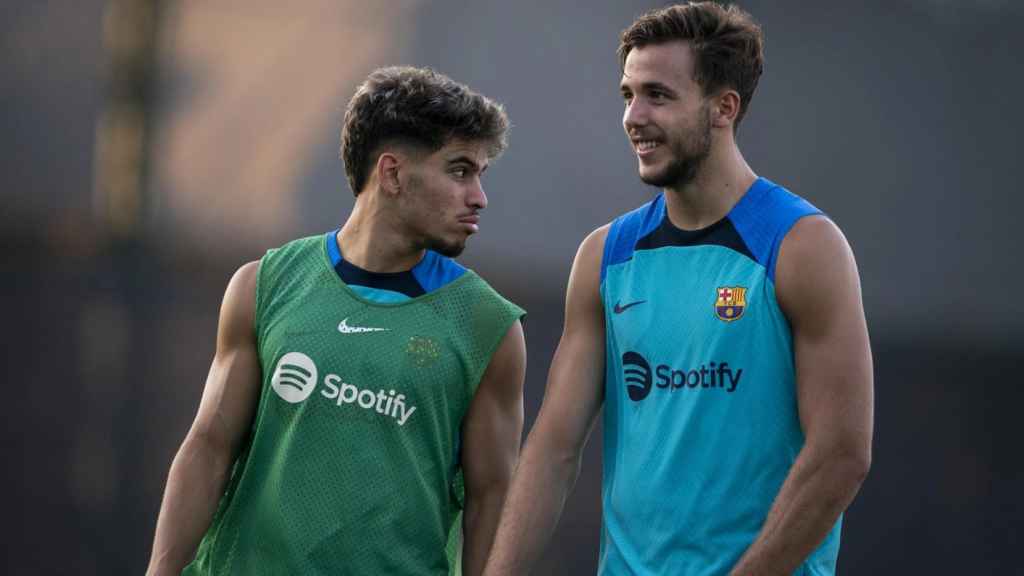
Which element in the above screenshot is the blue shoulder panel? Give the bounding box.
[325,230,465,297]
[411,250,467,293]
[601,194,665,283]
[325,229,343,267]
[348,285,413,303]
[727,178,822,282]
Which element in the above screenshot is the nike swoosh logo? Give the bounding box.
[613,300,646,314]
[337,318,390,334]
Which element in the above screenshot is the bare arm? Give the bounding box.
[460,320,527,576]
[730,216,874,575]
[146,261,263,575]
[483,226,608,576]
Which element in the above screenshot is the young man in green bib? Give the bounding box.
[147,66,526,576]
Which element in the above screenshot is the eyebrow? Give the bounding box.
[620,81,677,95]
[447,155,487,173]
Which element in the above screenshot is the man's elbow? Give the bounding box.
[463,476,512,530]
[471,473,514,501]
[465,457,517,506]
[178,425,235,479]
[525,419,587,468]
[829,439,871,493]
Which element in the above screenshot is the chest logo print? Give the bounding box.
[613,300,646,314]
[715,286,747,322]
[271,352,318,403]
[338,318,390,334]
[407,336,440,367]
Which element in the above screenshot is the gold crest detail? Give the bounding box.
[715,286,747,322]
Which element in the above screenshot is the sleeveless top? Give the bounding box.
[598,178,840,576]
[185,234,524,575]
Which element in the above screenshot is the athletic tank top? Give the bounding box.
[598,177,840,576]
[184,234,524,575]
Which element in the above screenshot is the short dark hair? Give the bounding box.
[618,2,764,127]
[340,66,509,196]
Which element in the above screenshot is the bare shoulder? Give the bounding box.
[779,215,855,266]
[572,223,612,277]
[224,260,260,314]
[583,223,612,249]
[485,319,527,379]
[776,215,863,326]
[230,260,261,293]
[218,260,261,347]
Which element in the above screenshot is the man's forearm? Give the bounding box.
[730,445,870,576]
[462,484,509,576]
[483,443,583,576]
[147,434,233,575]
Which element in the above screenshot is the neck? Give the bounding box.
[663,137,757,230]
[337,192,425,273]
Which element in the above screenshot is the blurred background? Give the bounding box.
[3,0,1022,573]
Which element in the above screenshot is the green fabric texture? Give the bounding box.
[184,235,524,575]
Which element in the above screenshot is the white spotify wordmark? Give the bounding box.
[271,352,318,403]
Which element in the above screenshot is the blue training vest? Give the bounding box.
[598,177,840,576]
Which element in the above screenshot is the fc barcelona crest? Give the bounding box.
[715,286,747,322]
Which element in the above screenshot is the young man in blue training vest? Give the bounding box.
[486,3,873,575]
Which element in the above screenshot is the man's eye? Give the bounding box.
[452,168,467,178]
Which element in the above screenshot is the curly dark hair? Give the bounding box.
[618,2,764,128]
[340,66,509,196]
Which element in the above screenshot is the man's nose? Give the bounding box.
[623,99,649,132]
[468,180,487,210]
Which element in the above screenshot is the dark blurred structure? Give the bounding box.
[3,1,1021,574]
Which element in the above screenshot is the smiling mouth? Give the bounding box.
[634,140,661,157]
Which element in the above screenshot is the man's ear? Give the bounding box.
[376,152,402,197]
[711,89,741,129]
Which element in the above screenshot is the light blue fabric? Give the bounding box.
[348,285,413,303]
[598,179,837,576]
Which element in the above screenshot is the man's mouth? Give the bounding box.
[458,214,480,232]
[634,139,661,157]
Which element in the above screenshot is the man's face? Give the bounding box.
[621,41,712,189]
[399,139,490,257]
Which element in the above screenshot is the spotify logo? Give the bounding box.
[622,350,744,402]
[623,351,653,401]
[271,352,318,403]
